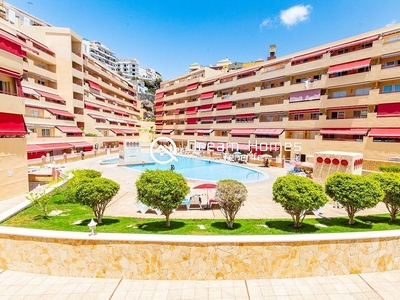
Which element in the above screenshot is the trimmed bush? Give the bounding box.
[379,165,400,173]
[273,175,327,228]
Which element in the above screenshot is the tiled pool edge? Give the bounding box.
[0,226,399,280]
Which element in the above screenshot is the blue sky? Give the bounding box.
[6,1,400,80]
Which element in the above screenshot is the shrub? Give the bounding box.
[325,173,384,225]
[135,170,190,227]
[369,172,400,222]
[379,165,400,173]
[272,175,328,228]
[215,179,248,229]
[26,179,61,218]
[75,177,120,224]
[58,169,102,203]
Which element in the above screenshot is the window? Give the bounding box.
[30,109,40,117]
[331,111,345,119]
[37,80,45,85]
[383,84,400,93]
[294,114,304,121]
[355,88,370,96]
[0,80,10,94]
[332,91,347,98]
[240,103,248,108]
[295,78,307,83]
[311,113,319,120]
[41,128,50,137]
[387,36,400,43]
[313,75,321,80]
[353,110,368,118]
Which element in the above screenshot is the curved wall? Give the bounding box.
[0,228,399,280]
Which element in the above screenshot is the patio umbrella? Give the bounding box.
[193,183,217,205]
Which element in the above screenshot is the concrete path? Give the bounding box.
[1,268,399,299]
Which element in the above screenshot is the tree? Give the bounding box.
[215,179,248,229]
[369,173,400,222]
[325,173,384,225]
[75,177,120,224]
[58,169,102,203]
[272,175,328,228]
[135,170,189,227]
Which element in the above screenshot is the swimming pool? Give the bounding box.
[104,153,267,182]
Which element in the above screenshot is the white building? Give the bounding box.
[82,39,116,72]
[116,57,139,80]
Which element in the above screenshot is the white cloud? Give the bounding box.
[280,4,312,27]
[386,19,397,27]
[259,18,272,28]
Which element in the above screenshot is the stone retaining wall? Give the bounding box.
[0,230,399,280]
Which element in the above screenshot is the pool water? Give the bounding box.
[106,153,267,182]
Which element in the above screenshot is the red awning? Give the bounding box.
[0,67,21,78]
[0,113,27,136]
[202,78,218,85]
[110,128,125,134]
[326,105,368,111]
[291,49,328,61]
[32,143,73,152]
[230,128,255,136]
[186,106,198,114]
[330,34,380,51]
[155,120,164,125]
[215,115,231,121]
[320,128,369,135]
[327,58,371,74]
[88,114,107,120]
[216,102,233,110]
[289,109,320,114]
[200,91,215,100]
[187,118,199,124]
[155,111,164,116]
[186,83,199,91]
[36,90,65,102]
[235,65,263,77]
[69,141,93,148]
[197,129,214,134]
[46,108,75,118]
[122,129,139,134]
[155,92,164,99]
[369,128,400,138]
[17,31,55,55]
[236,113,255,119]
[201,116,214,122]
[26,144,46,152]
[382,51,400,59]
[157,129,171,134]
[154,101,164,107]
[289,89,321,102]
[56,126,83,134]
[253,128,284,135]
[0,28,39,55]
[173,108,181,115]
[88,80,101,90]
[183,129,196,134]
[377,103,400,117]
[199,104,213,112]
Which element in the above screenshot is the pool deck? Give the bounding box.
[47,153,388,220]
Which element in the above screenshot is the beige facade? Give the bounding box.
[155,24,400,162]
[0,5,146,164]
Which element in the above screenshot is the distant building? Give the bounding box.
[116,57,139,80]
[82,39,117,72]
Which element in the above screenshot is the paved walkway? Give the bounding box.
[1,268,399,299]
[0,154,398,299]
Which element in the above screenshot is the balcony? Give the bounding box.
[379,64,400,81]
[328,44,381,66]
[1,93,25,114]
[325,66,380,88]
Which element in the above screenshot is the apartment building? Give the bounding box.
[82,39,117,72]
[0,4,143,200]
[116,57,139,80]
[154,24,400,162]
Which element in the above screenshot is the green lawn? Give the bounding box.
[2,196,400,235]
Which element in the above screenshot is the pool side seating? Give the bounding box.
[208,198,219,209]
[137,201,162,215]
[189,195,202,210]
